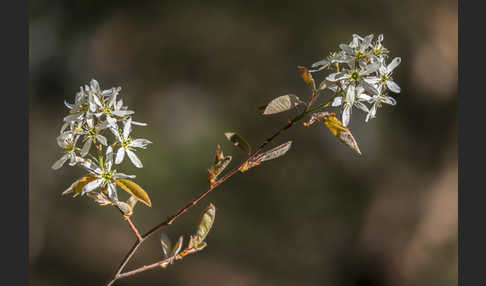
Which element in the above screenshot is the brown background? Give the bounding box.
[30,0,457,285]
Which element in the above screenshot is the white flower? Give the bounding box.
[80,146,135,201]
[79,117,109,157]
[51,132,80,170]
[365,91,397,122]
[333,84,372,126]
[63,87,90,123]
[111,118,152,168]
[364,57,401,93]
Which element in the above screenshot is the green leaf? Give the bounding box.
[160,232,172,258]
[263,95,303,115]
[224,132,251,154]
[195,203,216,245]
[116,179,152,207]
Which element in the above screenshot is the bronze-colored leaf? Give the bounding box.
[297,65,316,90]
[195,203,216,245]
[208,144,232,185]
[116,179,152,207]
[303,112,361,155]
[322,113,361,155]
[263,95,303,115]
[62,175,97,197]
[224,132,251,154]
[241,141,292,172]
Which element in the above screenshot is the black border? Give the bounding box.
[1,0,28,285]
[459,1,484,285]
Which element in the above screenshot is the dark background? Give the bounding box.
[29,0,457,285]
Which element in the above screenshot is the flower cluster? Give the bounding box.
[310,34,401,126]
[52,79,152,203]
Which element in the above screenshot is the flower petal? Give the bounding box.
[126,149,143,168]
[105,146,114,170]
[123,117,132,139]
[80,139,92,157]
[52,154,69,170]
[115,172,136,179]
[354,101,369,113]
[130,138,152,149]
[107,183,118,202]
[342,104,352,127]
[332,96,342,107]
[95,134,107,146]
[387,57,401,73]
[83,178,103,194]
[115,147,125,165]
[381,95,397,105]
[386,80,401,93]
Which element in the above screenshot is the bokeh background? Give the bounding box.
[29,0,457,285]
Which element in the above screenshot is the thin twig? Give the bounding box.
[105,95,335,285]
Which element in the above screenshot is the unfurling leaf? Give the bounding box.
[303,112,361,155]
[297,65,316,90]
[241,141,293,172]
[224,132,251,154]
[170,236,183,257]
[263,95,303,115]
[116,201,133,217]
[208,144,232,186]
[127,196,138,209]
[62,175,97,197]
[116,179,152,207]
[160,232,172,258]
[194,241,207,251]
[86,191,112,206]
[195,203,216,245]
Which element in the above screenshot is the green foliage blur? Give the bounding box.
[29,0,457,285]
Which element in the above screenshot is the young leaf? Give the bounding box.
[241,141,293,172]
[194,241,207,251]
[86,191,112,206]
[195,203,216,245]
[160,232,172,258]
[303,112,361,155]
[322,113,361,155]
[224,132,251,154]
[258,141,292,162]
[127,196,138,209]
[170,236,183,257]
[297,65,316,90]
[62,175,97,197]
[116,179,152,207]
[116,201,133,217]
[263,95,303,115]
[208,144,232,186]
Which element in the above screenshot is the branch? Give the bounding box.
[105,95,335,286]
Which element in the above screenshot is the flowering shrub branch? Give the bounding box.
[51,34,401,286]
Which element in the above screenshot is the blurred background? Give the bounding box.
[29,0,457,285]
